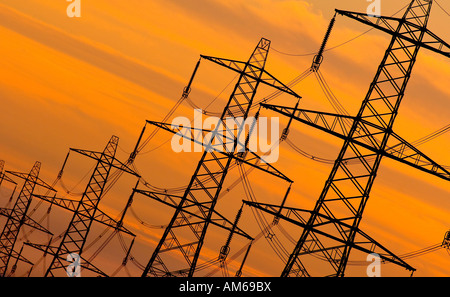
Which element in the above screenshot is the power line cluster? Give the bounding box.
[0,0,449,277]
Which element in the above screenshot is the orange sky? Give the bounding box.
[0,0,449,277]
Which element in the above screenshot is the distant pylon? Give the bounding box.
[0,161,18,205]
[0,161,54,276]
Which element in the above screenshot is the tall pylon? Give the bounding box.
[26,135,140,276]
[247,0,450,276]
[0,161,54,276]
[137,37,300,277]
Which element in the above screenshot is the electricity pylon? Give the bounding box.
[0,161,54,276]
[311,14,336,72]
[26,135,140,276]
[136,37,300,277]
[247,0,450,276]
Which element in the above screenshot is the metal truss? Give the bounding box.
[133,189,252,241]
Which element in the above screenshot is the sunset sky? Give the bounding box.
[0,0,449,277]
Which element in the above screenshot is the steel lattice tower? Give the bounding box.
[137,38,301,277]
[246,0,450,276]
[0,162,54,276]
[26,135,139,276]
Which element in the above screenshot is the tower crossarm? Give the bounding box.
[9,249,33,267]
[261,104,354,138]
[243,200,415,272]
[261,104,450,181]
[20,215,53,235]
[0,207,52,236]
[33,195,79,212]
[43,135,139,276]
[1,175,16,185]
[200,55,302,100]
[335,9,450,58]
[5,171,56,192]
[0,162,54,276]
[146,120,292,182]
[238,151,292,182]
[92,208,135,237]
[0,208,9,217]
[143,38,294,277]
[0,169,17,186]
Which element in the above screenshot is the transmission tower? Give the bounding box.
[25,135,140,276]
[246,0,450,276]
[135,37,301,277]
[0,161,55,277]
